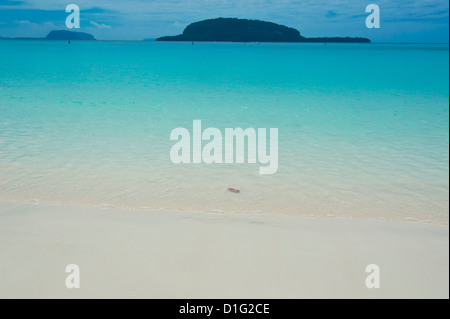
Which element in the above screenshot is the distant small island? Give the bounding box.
[156,18,370,43]
[0,30,96,41]
[45,30,96,41]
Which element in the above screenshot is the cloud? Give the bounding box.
[172,21,187,28]
[0,0,24,6]
[14,20,38,26]
[4,19,59,38]
[14,19,55,28]
[325,11,338,19]
[90,21,111,29]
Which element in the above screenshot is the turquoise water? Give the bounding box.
[0,40,448,222]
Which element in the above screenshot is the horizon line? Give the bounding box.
[0,38,449,45]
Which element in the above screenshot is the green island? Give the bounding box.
[155,18,370,43]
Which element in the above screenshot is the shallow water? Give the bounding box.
[0,41,448,222]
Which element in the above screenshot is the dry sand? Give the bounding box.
[0,201,448,299]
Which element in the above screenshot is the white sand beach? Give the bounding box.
[0,200,448,299]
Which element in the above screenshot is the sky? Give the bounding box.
[0,0,448,42]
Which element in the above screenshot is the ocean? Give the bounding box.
[0,40,448,223]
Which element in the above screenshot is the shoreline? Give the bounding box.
[0,200,448,299]
[0,198,448,226]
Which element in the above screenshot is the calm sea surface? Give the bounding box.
[0,40,448,223]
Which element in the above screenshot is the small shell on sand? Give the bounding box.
[228,188,240,193]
